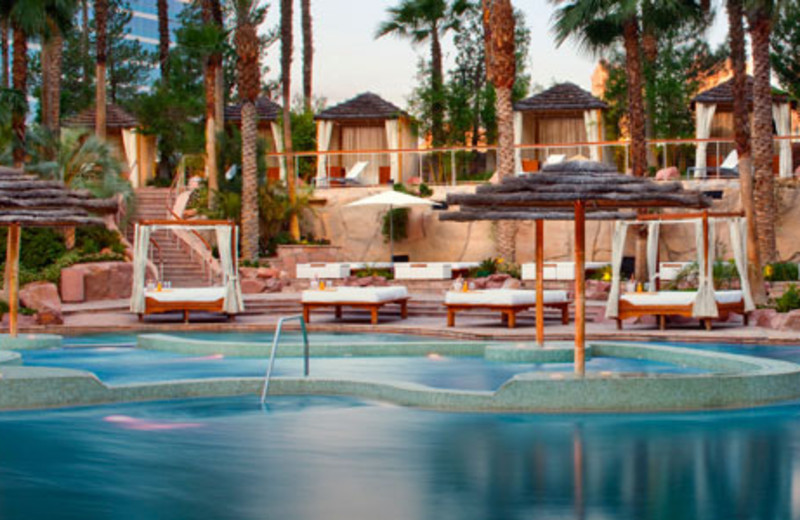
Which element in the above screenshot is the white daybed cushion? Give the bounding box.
[145,287,227,303]
[445,289,568,306]
[302,286,409,304]
[620,290,743,306]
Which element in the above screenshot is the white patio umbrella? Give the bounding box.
[346,190,435,263]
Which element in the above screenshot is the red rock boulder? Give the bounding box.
[20,281,63,325]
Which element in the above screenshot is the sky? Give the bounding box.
[262,0,730,109]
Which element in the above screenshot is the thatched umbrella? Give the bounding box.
[440,161,711,376]
[0,166,117,337]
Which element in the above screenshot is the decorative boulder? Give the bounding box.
[780,309,800,331]
[485,273,511,289]
[655,166,681,181]
[585,280,611,300]
[20,281,63,325]
[750,308,777,328]
[257,267,281,279]
[61,262,133,302]
[241,278,268,294]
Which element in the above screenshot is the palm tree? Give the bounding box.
[95,0,108,140]
[746,0,777,263]
[376,0,469,148]
[157,0,169,81]
[281,0,300,240]
[301,0,312,112]
[728,0,766,304]
[202,0,223,201]
[1,17,8,88]
[482,0,517,261]
[234,0,261,260]
[41,0,76,135]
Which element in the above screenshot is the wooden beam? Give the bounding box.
[574,200,586,376]
[535,219,544,347]
[637,211,743,221]
[7,224,20,338]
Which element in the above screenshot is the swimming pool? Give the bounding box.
[0,395,797,519]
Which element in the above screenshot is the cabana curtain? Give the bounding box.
[514,112,523,173]
[270,122,287,181]
[583,110,601,161]
[385,120,400,182]
[772,103,793,179]
[121,129,139,188]
[315,120,333,181]
[215,225,244,313]
[693,218,718,318]
[646,221,660,290]
[130,224,151,313]
[694,103,717,178]
[726,217,756,312]
[605,221,630,319]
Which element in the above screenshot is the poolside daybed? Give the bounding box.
[143,287,230,322]
[607,213,754,331]
[302,286,410,324]
[444,289,570,328]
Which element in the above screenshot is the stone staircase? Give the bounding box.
[131,188,213,288]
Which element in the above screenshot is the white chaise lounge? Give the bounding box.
[444,289,570,328]
[616,290,747,330]
[301,286,410,324]
[142,286,229,322]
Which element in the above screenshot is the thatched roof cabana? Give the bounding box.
[63,104,156,188]
[0,166,118,337]
[691,76,796,177]
[440,161,710,375]
[513,83,608,171]
[225,97,285,181]
[314,92,416,185]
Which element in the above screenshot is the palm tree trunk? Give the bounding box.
[82,0,89,86]
[749,13,777,263]
[95,0,108,140]
[211,0,223,132]
[240,101,259,260]
[496,85,517,262]
[42,28,63,136]
[202,0,220,203]
[2,18,9,88]
[728,0,766,304]
[281,0,299,240]
[642,30,658,170]
[11,21,27,168]
[301,0,313,112]
[430,26,445,148]
[157,0,169,82]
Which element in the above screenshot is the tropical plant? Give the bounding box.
[764,262,799,282]
[376,0,470,149]
[746,0,778,263]
[771,0,800,103]
[775,284,800,313]
[1,17,8,88]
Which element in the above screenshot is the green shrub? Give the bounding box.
[776,284,800,313]
[382,208,409,243]
[498,261,521,280]
[0,300,8,316]
[354,267,393,280]
[765,262,799,282]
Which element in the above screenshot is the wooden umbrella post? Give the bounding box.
[574,201,586,376]
[6,224,20,338]
[535,219,544,347]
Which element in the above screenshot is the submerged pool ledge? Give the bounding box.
[2,342,800,413]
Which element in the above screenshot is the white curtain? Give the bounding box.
[773,102,793,178]
[270,121,287,181]
[605,221,629,319]
[693,218,718,318]
[121,129,139,188]
[583,109,601,161]
[315,120,333,181]
[130,224,151,313]
[514,111,523,173]
[385,119,400,182]
[646,221,660,290]
[729,217,756,312]
[694,103,717,178]
[215,225,244,313]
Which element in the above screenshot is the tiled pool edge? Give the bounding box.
[2,341,800,413]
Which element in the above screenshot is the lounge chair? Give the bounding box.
[688,150,738,178]
[301,286,409,324]
[141,286,230,323]
[616,289,747,331]
[444,289,570,328]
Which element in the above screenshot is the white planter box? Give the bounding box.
[658,262,692,282]
[394,263,453,280]
[521,263,559,281]
[296,263,351,279]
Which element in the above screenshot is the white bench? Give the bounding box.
[522,261,609,281]
[296,263,351,279]
[658,262,692,282]
[394,263,453,280]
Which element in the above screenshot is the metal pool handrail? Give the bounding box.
[261,314,310,404]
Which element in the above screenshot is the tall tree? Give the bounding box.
[202,0,224,201]
[301,0,312,112]
[482,0,517,262]
[1,17,8,88]
[234,0,263,259]
[746,0,777,262]
[772,0,800,102]
[157,0,169,81]
[377,0,469,148]
[40,0,77,135]
[94,0,108,139]
[729,0,766,304]
[282,0,299,240]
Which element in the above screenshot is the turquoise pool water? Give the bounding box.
[0,395,797,519]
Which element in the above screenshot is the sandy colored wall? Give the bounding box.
[307,180,800,264]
